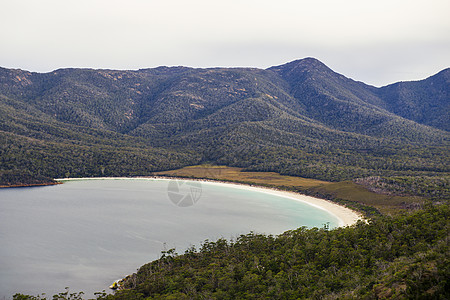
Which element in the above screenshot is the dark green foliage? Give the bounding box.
[376,68,450,131]
[355,176,450,200]
[13,288,109,300]
[103,204,449,299]
[0,130,200,180]
[13,287,86,300]
[269,58,450,133]
[0,59,448,185]
[14,205,449,299]
[5,59,449,298]
[0,169,55,187]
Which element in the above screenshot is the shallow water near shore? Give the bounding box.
[0,179,339,298]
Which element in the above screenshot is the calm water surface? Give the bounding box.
[0,179,339,298]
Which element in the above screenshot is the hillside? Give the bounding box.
[376,68,450,131]
[0,59,449,184]
[3,59,449,299]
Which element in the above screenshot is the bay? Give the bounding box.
[0,179,339,298]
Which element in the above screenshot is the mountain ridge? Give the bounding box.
[0,58,448,184]
[1,59,447,136]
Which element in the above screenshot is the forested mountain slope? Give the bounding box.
[376,68,449,131]
[0,58,448,185]
[268,58,448,139]
[5,60,448,299]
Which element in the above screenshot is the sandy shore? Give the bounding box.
[55,176,364,227]
[191,180,363,227]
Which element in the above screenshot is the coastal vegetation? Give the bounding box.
[354,175,450,201]
[2,58,449,298]
[14,203,449,299]
[109,204,449,299]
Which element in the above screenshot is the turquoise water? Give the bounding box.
[0,179,339,298]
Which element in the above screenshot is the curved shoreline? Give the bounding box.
[55,176,364,227]
[0,182,61,188]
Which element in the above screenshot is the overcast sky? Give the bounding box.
[1,0,449,86]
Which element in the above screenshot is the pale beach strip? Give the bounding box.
[55,177,364,227]
[194,180,364,227]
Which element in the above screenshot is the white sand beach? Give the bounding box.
[56,177,364,227]
[192,180,363,227]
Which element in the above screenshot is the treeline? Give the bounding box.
[1,61,449,186]
[205,123,449,182]
[0,131,200,183]
[354,176,450,200]
[0,170,55,187]
[1,124,448,186]
[14,204,449,299]
[107,204,449,299]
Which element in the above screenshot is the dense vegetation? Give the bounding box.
[2,58,449,298]
[15,204,448,299]
[354,176,450,201]
[0,169,56,187]
[109,204,449,299]
[375,69,450,131]
[0,58,448,185]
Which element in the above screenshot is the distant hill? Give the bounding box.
[0,58,448,184]
[269,58,449,137]
[4,59,448,300]
[376,68,450,131]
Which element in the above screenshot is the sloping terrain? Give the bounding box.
[376,68,450,131]
[0,58,448,184]
[3,60,449,299]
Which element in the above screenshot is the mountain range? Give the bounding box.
[0,58,448,185]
